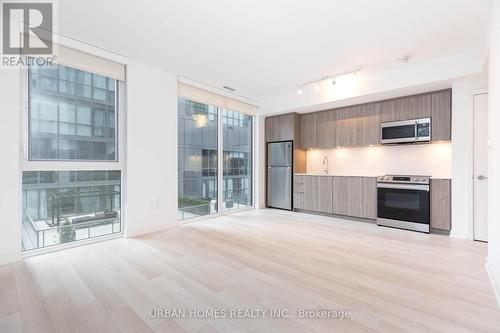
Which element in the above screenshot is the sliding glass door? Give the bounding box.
[177,99,253,220]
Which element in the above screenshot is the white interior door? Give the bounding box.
[473,93,488,242]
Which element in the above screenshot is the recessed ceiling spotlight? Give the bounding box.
[398,54,411,63]
[296,87,303,95]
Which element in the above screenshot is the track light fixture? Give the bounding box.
[296,67,361,94]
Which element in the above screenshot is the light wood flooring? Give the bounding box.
[1,208,499,333]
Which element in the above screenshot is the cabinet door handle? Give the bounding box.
[477,175,488,180]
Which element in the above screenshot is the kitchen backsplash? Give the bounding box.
[306,142,452,178]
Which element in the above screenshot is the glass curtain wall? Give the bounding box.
[178,98,253,220]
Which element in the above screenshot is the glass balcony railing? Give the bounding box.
[23,212,120,250]
[22,170,122,251]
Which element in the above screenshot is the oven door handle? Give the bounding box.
[377,183,430,191]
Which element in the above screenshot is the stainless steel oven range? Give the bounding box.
[377,175,431,233]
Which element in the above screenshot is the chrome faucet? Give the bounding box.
[322,156,329,174]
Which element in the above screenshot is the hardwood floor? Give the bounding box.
[1,208,499,332]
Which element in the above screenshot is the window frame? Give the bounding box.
[20,61,127,254]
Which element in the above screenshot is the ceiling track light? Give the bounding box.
[296,67,361,94]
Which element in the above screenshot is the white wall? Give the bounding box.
[126,61,179,237]
[306,143,452,178]
[487,0,500,305]
[0,69,21,266]
[255,115,266,209]
[451,74,488,239]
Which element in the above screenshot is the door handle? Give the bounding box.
[477,175,488,180]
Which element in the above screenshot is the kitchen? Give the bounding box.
[266,89,456,235]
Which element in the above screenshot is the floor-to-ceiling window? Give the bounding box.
[22,55,125,251]
[177,85,255,220]
[177,99,219,219]
[222,110,252,211]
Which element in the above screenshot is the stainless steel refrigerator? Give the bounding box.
[267,141,293,210]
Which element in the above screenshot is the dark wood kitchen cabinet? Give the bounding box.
[431,90,452,141]
[431,178,451,232]
[265,113,300,143]
[299,113,318,149]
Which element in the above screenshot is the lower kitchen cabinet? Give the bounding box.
[293,175,304,210]
[294,175,376,220]
[303,175,319,212]
[431,179,451,232]
[318,176,333,214]
[295,175,331,213]
[333,176,377,219]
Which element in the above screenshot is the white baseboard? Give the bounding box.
[485,258,500,309]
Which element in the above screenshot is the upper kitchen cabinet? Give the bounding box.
[401,93,432,120]
[431,90,452,141]
[380,98,402,123]
[335,106,357,147]
[317,110,336,148]
[336,104,381,147]
[381,93,431,122]
[299,113,318,149]
[357,103,381,145]
[265,113,300,143]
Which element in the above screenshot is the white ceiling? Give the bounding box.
[57,0,491,102]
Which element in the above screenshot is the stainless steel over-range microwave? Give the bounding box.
[381,117,431,144]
